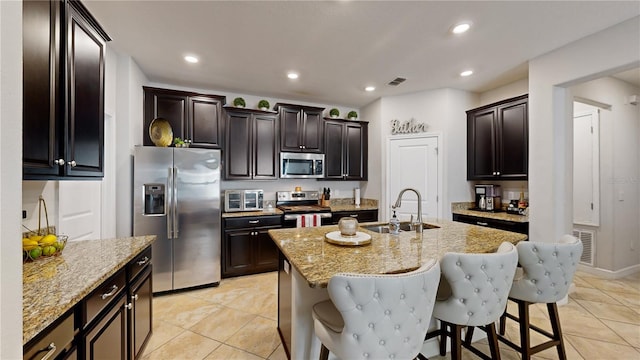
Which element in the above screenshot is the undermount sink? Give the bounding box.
[361,222,440,233]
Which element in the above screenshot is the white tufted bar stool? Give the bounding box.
[312,259,440,360]
[427,242,518,360]
[497,235,583,360]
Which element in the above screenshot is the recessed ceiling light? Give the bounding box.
[460,70,473,77]
[184,55,199,63]
[365,86,375,92]
[287,72,299,80]
[452,22,471,34]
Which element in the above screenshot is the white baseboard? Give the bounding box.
[577,263,640,279]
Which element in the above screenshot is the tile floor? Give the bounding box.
[141,270,640,360]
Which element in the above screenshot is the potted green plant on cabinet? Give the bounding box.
[329,108,339,118]
[258,100,270,111]
[233,97,246,108]
[347,111,358,120]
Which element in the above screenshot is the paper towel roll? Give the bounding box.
[355,188,361,206]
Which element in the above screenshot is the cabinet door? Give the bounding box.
[301,110,323,153]
[23,0,63,177]
[131,268,152,359]
[66,3,105,177]
[344,122,366,180]
[143,88,188,146]
[254,228,279,272]
[280,107,302,152]
[225,112,252,179]
[84,295,128,360]
[223,230,253,277]
[323,120,345,179]
[497,99,528,179]
[189,96,222,148]
[253,114,278,179]
[467,108,497,180]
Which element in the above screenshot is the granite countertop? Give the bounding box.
[269,219,527,288]
[222,198,378,218]
[222,209,284,218]
[451,202,528,223]
[23,235,156,345]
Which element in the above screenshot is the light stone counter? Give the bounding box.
[451,201,529,223]
[269,220,526,359]
[269,218,526,288]
[23,235,156,345]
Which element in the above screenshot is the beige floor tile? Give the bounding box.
[581,277,640,295]
[226,316,282,358]
[268,344,288,360]
[607,290,640,308]
[558,313,627,345]
[601,319,640,348]
[618,277,640,291]
[530,336,584,360]
[576,299,640,324]
[190,307,257,342]
[570,286,623,305]
[141,319,184,356]
[154,294,223,329]
[187,285,252,306]
[225,290,278,319]
[573,275,596,289]
[558,299,595,319]
[566,334,640,360]
[142,330,221,360]
[204,344,264,360]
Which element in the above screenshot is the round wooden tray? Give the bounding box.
[325,231,371,246]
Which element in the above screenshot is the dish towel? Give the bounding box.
[296,214,322,227]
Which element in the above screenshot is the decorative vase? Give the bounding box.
[338,217,358,237]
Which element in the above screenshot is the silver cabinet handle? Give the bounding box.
[68,160,77,167]
[132,294,139,301]
[173,167,179,238]
[350,214,358,218]
[476,221,489,226]
[496,171,501,175]
[124,302,132,310]
[40,342,57,360]
[167,167,173,239]
[248,220,259,224]
[54,159,65,166]
[100,284,118,300]
[137,256,149,266]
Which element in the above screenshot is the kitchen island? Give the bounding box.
[269,219,527,359]
[23,235,156,358]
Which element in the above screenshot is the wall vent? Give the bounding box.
[388,77,406,86]
[573,229,595,266]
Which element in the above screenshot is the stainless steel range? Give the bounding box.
[276,191,332,227]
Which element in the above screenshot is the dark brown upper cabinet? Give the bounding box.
[324,119,368,180]
[23,0,110,179]
[467,94,528,180]
[275,103,324,153]
[224,108,278,180]
[143,87,225,149]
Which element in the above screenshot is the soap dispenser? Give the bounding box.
[389,210,400,234]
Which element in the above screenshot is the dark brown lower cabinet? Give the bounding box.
[130,267,152,359]
[452,213,528,235]
[331,209,379,224]
[222,215,282,278]
[83,295,128,360]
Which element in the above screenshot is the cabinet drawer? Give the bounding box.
[128,246,152,283]
[24,311,74,360]
[452,213,528,235]
[83,270,126,327]
[331,210,379,224]
[224,215,282,230]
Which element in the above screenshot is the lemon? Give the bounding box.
[22,238,39,251]
[29,235,43,243]
[40,234,57,245]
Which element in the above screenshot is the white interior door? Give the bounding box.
[573,107,600,226]
[59,181,102,241]
[387,136,440,222]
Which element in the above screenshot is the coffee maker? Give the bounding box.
[474,185,502,211]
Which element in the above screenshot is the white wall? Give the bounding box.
[528,16,640,251]
[362,88,478,220]
[360,98,383,202]
[572,76,640,271]
[0,0,23,357]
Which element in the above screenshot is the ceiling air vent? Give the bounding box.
[388,77,406,86]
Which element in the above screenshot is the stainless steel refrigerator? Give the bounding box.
[133,146,221,293]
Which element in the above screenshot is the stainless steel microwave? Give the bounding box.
[280,152,324,179]
[224,189,264,212]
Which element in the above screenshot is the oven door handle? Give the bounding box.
[283,213,332,221]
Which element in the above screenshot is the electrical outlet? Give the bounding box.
[22,210,27,219]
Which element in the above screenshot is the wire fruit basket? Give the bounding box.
[22,196,68,262]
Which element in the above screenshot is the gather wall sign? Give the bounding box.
[390,118,428,135]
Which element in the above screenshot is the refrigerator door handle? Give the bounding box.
[167,167,173,239]
[173,167,179,238]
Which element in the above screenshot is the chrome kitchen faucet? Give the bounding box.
[393,188,423,234]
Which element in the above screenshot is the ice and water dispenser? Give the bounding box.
[144,184,165,215]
